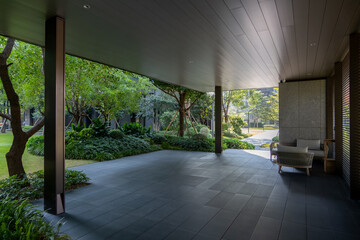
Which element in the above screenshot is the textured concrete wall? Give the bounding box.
[279,80,326,145]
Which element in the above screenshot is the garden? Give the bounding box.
[0,36,277,239]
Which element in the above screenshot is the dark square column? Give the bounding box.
[44,17,65,214]
[215,86,222,153]
[350,32,360,199]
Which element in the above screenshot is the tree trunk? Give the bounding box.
[178,92,186,137]
[0,38,45,178]
[224,113,229,123]
[6,134,28,177]
[1,118,7,133]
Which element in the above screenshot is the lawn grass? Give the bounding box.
[0,133,96,179]
[260,142,271,148]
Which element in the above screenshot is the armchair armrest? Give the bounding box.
[270,142,278,152]
[324,139,335,158]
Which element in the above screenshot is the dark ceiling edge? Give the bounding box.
[0,32,207,93]
[283,77,327,83]
[1,32,280,93]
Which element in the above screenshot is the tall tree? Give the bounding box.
[151,80,204,137]
[262,88,279,122]
[191,93,214,125]
[138,92,177,131]
[65,55,94,124]
[90,65,153,122]
[65,55,154,124]
[0,38,44,177]
[222,90,246,123]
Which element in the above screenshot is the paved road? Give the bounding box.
[242,129,278,150]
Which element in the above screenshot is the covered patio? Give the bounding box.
[33,150,360,239]
[1,0,360,239]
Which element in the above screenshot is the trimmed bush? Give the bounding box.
[164,136,214,152]
[150,134,166,144]
[223,131,239,138]
[26,135,44,156]
[191,133,208,141]
[28,133,152,161]
[0,198,69,240]
[185,127,196,137]
[195,124,208,132]
[79,128,95,139]
[199,127,210,137]
[65,136,152,161]
[109,129,124,139]
[223,138,255,149]
[272,136,279,142]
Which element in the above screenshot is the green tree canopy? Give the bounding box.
[151,80,204,137]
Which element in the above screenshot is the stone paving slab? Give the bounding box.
[33,150,360,240]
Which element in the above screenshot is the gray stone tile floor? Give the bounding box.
[32,150,360,240]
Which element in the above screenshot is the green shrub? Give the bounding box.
[109,129,124,139]
[223,130,239,138]
[72,122,86,132]
[185,127,196,137]
[26,135,44,156]
[222,123,230,131]
[223,138,255,149]
[65,136,152,161]
[28,134,153,161]
[272,136,279,142]
[91,118,109,137]
[164,136,214,152]
[150,134,166,144]
[119,122,151,138]
[79,128,95,139]
[230,116,245,135]
[191,133,208,141]
[199,127,210,136]
[195,124,208,132]
[65,169,90,189]
[0,169,89,201]
[65,130,80,142]
[0,198,69,240]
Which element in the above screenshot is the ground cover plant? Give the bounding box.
[0,169,89,201]
[27,119,255,162]
[0,169,88,239]
[0,198,69,240]
[223,138,255,150]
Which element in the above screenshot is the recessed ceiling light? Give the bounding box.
[310,42,316,47]
[83,4,91,9]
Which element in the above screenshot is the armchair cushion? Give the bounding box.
[309,149,325,158]
[277,144,308,153]
[297,139,320,150]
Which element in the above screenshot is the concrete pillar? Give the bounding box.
[334,62,343,176]
[215,86,222,153]
[350,32,360,199]
[44,17,65,214]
